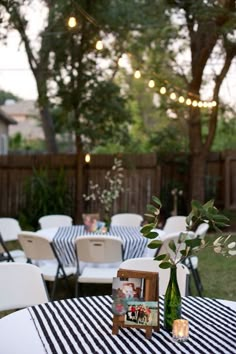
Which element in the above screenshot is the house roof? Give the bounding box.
[1,100,39,117]
[0,108,17,125]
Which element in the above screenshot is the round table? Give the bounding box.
[0,296,235,354]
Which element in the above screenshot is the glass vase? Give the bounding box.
[164,265,181,332]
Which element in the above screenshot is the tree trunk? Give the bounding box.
[38,104,58,153]
[189,152,207,202]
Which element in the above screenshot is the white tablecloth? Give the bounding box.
[1,296,235,354]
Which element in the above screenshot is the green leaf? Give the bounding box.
[140,224,154,235]
[159,262,172,269]
[148,240,163,249]
[168,240,176,252]
[146,204,158,213]
[146,231,159,239]
[185,238,201,248]
[152,195,162,207]
[180,249,188,256]
[155,254,166,261]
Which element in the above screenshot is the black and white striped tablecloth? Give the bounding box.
[29,296,236,354]
[53,225,148,266]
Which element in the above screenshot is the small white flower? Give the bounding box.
[228,242,236,249]
[228,250,236,256]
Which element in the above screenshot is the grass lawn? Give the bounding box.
[190,234,236,301]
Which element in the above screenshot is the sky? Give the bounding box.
[0,32,38,100]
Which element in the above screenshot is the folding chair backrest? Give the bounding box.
[111,213,143,227]
[0,262,49,311]
[0,218,21,242]
[38,215,73,229]
[119,257,189,296]
[163,216,187,234]
[195,222,209,239]
[18,232,55,260]
[75,236,123,263]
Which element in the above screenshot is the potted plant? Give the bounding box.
[140,196,236,331]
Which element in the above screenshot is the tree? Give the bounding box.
[0,89,20,105]
[124,0,236,203]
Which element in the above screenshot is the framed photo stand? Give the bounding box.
[112,269,159,339]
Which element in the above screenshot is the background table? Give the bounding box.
[0,296,235,354]
[38,225,149,266]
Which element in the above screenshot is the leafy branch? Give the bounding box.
[141,196,236,269]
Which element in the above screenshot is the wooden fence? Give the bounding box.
[0,151,236,225]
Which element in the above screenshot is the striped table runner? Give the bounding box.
[29,296,236,354]
[53,225,148,266]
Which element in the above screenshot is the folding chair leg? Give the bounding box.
[191,268,203,297]
[185,257,203,297]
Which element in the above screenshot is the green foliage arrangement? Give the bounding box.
[141,197,236,269]
[19,168,72,230]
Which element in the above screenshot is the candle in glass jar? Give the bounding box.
[172,319,189,342]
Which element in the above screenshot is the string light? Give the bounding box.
[148,79,155,88]
[95,40,103,50]
[118,56,126,67]
[170,92,177,100]
[85,153,91,163]
[160,87,167,94]
[186,98,192,106]
[130,65,218,109]
[67,16,77,28]
[134,69,141,79]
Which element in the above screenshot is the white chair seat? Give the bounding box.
[39,263,76,282]
[78,267,119,283]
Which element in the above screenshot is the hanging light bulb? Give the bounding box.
[148,79,155,88]
[68,16,77,28]
[186,98,192,105]
[203,102,208,108]
[160,87,166,94]
[192,100,198,107]
[85,153,91,163]
[95,40,103,50]
[170,92,177,100]
[118,55,126,67]
[212,101,217,107]
[178,96,185,103]
[134,69,141,79]
[198,101,203,108]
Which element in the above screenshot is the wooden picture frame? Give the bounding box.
[112,269,159,339]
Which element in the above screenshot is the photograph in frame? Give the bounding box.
[112,277,144,300]
[124,301,158,327]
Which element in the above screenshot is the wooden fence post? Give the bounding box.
[75,152,84,224]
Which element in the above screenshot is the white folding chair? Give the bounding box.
[119,257,190,296]
[38,214,73,229]
[163,216,187,234]
[0,218,26,262]
[111,213,143,227]
[74,236,123,297]
[18,231,76,300]
[0,262,49,311]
